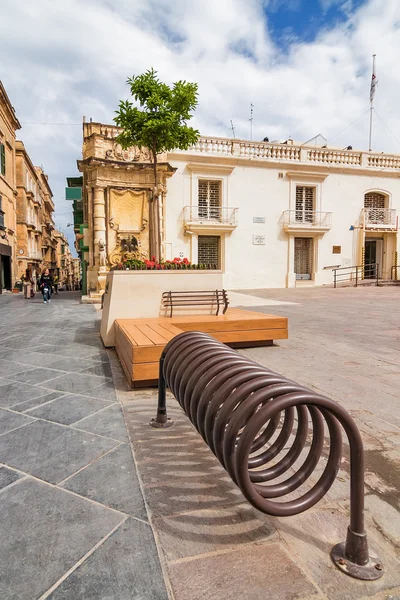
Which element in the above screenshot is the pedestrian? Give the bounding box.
[23,267,33,299]
[40,268,54,304]
[53,273,59,294]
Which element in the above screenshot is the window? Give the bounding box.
[198,180,221,219]
[364,192,385,209]
[198,235,220,268]
[295,186,315,222]
[0,143,5,176]
[364,192,386,224]
[61,244,65,255]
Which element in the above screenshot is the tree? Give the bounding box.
[114,68,199,261]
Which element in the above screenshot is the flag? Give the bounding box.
[370,59,378,103]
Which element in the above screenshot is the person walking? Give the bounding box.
[23,267,33,299]
[40,268,54,304]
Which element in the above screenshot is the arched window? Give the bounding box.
[364,192,387,225]
[364,192,386,209]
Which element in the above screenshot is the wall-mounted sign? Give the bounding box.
[252,235,266,245]
[332,246,341,254]
[253,216,265,224]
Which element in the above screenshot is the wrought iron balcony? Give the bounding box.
[281,210,332,233]
[183,205,238,232]
[362,207,397,230]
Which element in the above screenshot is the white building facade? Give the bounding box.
[165,137,399,289]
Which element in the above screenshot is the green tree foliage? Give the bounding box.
[114,68,199,259]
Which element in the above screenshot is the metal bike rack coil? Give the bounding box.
[151,331,383,581]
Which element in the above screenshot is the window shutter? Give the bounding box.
[198,180,221,218]
[0,144,5,176]
[295,186,315,222]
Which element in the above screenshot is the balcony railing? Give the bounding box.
[281,210,332,232]
[362,207,397,229]
[183,205,238,230]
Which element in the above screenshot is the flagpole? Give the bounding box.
[368,54,376,152]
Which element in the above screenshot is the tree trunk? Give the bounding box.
[152,146,161,262]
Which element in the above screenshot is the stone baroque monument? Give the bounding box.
[77,121,176,299]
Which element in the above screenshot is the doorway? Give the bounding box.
[0,255,11,290]
[294,237,313,280]
[365,239,383,278]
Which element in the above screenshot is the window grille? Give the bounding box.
[295,186,315,223]
[294,237,313,280]
[198,235,220,268]
[198,180,221,219]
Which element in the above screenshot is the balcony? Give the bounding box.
[183,205,238,232]
[281,210,332,233]
[362,208,397,230]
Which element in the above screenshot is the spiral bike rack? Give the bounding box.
[151,331,384,580]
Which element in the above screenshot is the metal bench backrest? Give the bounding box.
[162,289,229,317]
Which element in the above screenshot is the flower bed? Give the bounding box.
[111,256,217,271]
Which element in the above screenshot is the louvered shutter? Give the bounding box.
[198,180,221,219]
[0,144,5,176]
[295,186,315,222]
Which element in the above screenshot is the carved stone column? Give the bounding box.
[93,185,107,293]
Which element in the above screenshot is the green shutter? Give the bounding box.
[0,144,5,176]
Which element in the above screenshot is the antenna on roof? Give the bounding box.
[249,103,254,141]
[230,120,236,138]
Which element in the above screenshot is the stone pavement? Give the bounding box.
[1,287,400,600]
[0,292,168,600]
[118,286,400,600]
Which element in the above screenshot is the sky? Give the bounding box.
[1,0,400,255]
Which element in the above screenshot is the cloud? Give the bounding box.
[1,0,400,252]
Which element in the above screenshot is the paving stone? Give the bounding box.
[0,349,65,367]
[0,466,22,490]
[27,394,113,425]
[79,363,113,378]
[73,404,129,442]
[0,380,54,408]
[0,477,124,600]
[0,358,30,378]
[41,372,111,394]
[10,366,68,385]
[48,357,105,373]
[83,381,118,402]
[167,542,319,600]
[275,507,400,599]
[154,503,277,561]
[0,408,36,436]
[47,518,168,600]
[0,419,118,484]
[10,391,67,413]
[61,444,147,519]
[366,495,400,547]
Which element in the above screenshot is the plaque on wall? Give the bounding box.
[252,235,266,245]
[253,216,265,223]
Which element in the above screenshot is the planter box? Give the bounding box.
[12,289,20,294]
[100,269,223,347]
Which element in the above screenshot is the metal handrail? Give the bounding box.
[282,210,332,228]
[333,263,379,288]
[183,205,238,225]
[151,331,384,581]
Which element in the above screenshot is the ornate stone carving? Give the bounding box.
[108,235,149,267]
[98,239,107,267]
[105,142,151,163]
[109,189,148,233]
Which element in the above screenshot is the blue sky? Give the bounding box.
[266,0,366,45]
[0,0,399,255]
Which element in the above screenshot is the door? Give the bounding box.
[294,237,313,280]
[365,239,383,278]
[0,256,11,290]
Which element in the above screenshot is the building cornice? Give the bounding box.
[0,82,21,131]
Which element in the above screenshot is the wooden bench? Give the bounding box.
[115,308,288,388]
[161,289,229,317]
